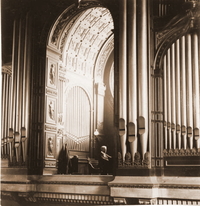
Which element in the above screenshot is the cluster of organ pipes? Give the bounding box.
[163,32,200,151]
[1,16,30,165]
[1,68,28,164]
[65,86,90,152]
[118,0,149,163]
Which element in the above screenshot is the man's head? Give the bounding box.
[101,145,107,153]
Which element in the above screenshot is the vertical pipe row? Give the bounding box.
[163,33,200,151]
[186,34,193,149]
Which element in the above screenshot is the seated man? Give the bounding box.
[99,145,112,175]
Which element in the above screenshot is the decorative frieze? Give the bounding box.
[33,193,113,205]
[163,148,200,157]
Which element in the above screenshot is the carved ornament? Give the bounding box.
[163,148,200,157]
[118,151,150,168]
[46,88,57,96]
[51,1,104,47]
[153,1,200,71]
[45,125,57,131]
[96,36,114,79]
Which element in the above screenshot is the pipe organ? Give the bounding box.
[163,33,200,153]
[1,0,200,178]
[1,65,12,159]
[65,86,90,152]
[117,0,150,169]
[1,15,31,166]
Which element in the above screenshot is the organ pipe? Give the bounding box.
[171,43,176,149]
[119,0,127,161]
[128,0,137,161]
[198,30,200,149]
[175,39,181,149]
[192,32,199,146]
[11,20,17,132]
[4,75,9,154]
[16,19,21,132]
[138,0,148,159]
[2,75,5,141]
[180,36,187,149]
[186,34,193,149]
[163,55,168,149]
[166,49,171,149]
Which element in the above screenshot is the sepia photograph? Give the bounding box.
[1,0,200,205]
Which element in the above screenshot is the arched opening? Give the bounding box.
[45,5,114,174]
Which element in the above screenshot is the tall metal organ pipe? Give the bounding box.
[166,49,172,149]
[128,0,137,162]
[186,34,193,149]
[175,40,181,149]
[118,0,127,161]
[192,32,200,148]
[170,44,176,149]
[163,56,168,149]
[138,0,149,159]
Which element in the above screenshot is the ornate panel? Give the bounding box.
[46,96,57,124]
[46,59,58,89]
[45,133,56,160]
